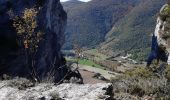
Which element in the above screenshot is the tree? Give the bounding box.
[12,8,43,82]
[73,44,83,67]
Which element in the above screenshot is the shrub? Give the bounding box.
[165,66,170,82]
[121,67,156,79]
[11,8,44,82]
[49,91,63,100]
[161,5,170,16]
[7,77,34,90]
[111,67,170,99]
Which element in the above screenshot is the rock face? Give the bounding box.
[0,78,113,100]
[154,2,170,64]
[0,0,69,82]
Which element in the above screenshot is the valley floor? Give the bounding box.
[73,64,119,80]
[65,49,143,84]
[79,69,106,84]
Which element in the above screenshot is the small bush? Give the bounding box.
[165,66,170,82]
[93,73,101,78]
[111,67,170,99]
[8,77,34,90]
[121,67,156,79]
[161,5,170,16]
[2,74,11,80]
[49,91,63,100]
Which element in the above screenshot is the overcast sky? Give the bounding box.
[60,0,91,2]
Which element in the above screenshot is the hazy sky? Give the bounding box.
[60,0,91,2]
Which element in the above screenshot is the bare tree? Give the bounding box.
[73,44,83,67]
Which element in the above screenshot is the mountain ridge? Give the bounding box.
[62,0,166,60]
[101,0,166,60]
[62,0,140,49]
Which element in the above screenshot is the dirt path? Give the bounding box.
[79,69,106,84]
[73,64,120,80]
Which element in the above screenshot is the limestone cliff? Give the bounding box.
[0,0,69,82]
[154,2,170,64]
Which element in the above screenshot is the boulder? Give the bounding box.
[154,3,170,64]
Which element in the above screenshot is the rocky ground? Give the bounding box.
[0,78,113,100]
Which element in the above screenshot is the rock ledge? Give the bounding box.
[0,79,113,100]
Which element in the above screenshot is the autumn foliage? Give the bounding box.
[11,8,43,82]
[12,8,43,53]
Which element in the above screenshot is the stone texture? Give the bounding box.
[154,3,170,64]
[0,78,113,100]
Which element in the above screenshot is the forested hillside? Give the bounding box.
[62,0,166,61]
[101,0,166,60]
[62,0,140,49]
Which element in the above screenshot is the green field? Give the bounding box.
[66,57,103,69]
[84,49,108,61]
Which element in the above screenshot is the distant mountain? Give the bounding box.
[62,0,140,49]
[100,0,166,60]
[62,0,166,61]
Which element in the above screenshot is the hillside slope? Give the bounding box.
[62,0,140,49]
[61,0,85,11]
[62,0,167,61]
[100,0,166,60]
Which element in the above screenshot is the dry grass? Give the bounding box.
[111,66,170,99]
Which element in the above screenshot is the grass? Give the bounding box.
[111,66,170,99]
[78,59,103,69]
[122,67,156,79]
[161,5,170,15]
[66,57,103,69]
[84,49,108,61]
[65,49,109,69]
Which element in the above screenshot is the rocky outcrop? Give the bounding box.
[0,78,113,100]
[0,0,74,82]
[35,0,67,82]
[154,2,170,64]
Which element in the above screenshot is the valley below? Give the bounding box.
[63,48,170,99]
[64,49,145,83]
[1,0,170,99]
